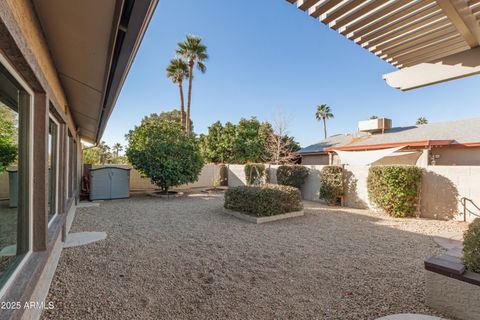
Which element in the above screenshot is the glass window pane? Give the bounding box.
[48,119,58,220]
[0,64,29,287]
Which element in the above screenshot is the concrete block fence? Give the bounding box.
[67,163,480,222]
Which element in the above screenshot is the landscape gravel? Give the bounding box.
[42,194,466,320]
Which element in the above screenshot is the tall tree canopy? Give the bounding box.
[166,58,189,130]
[315,104,334,139]
[176,35,208,133]
[200,117,299,164]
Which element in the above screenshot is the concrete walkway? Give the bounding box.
[64,232,107,248]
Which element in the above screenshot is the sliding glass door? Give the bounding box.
[0,63,31,289]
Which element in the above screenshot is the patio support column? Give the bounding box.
[33,92,49,252]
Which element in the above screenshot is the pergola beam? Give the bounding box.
[384,46,480,90]
[436,0,480,47]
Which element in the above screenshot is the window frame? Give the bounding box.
[0,53,34,298]
[47,115,60,226]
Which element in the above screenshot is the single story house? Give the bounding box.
[0,1,157,319]
[299,118,480,166]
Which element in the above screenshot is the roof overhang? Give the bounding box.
[33,0,158,143]
[287,0,480,89]
[324,139,454,151]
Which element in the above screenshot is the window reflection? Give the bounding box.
[48,119,58,220]
[0,64,29,287]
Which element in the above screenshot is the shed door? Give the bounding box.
[90,169,111,200]
[110,169,129,199]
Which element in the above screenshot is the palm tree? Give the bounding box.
[416,117,428,125]
[166,58,189,130]
[112,143,123,158]
[315,104,334,139]
[176,35,208,133]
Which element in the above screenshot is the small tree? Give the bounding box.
[126,116,203,193]
[264,110,300,164]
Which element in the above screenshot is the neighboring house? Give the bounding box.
[0,1,157,319]
[300,118,480,166]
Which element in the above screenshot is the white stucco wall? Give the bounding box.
[91,164,221,191]
[226,164,480,222]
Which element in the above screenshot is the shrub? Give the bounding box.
[367,166,423,218]
[126,116,203,193]
[463,218,480,273]
[319,166,344,205]
[224,184,303,216]
[276,165,309,189]
[244,163,265,185]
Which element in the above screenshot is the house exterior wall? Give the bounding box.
[0,2,81,319]
[300,154,329,165]
[432,147,480,166]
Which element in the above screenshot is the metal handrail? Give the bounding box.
[461,197,480,222]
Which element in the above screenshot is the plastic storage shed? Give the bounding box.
[89,167,131,201]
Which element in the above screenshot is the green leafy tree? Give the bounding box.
[416,117,428,125]
[166,58,189,130]
[126,115,203,193]
[0,105,17,172]
[369,115,378,120]
[142,110,193,131]
[232,117,271,164]
[176,35,208,133]
[315,104,334,139]
[82,145,101,165]
[199,121,236,163]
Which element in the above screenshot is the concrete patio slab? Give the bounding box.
[64,232,107,248]
[433,236,463,250]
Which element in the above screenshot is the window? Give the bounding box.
[67,132,73,199]
[0,62,31,290]
[48,118,59,221]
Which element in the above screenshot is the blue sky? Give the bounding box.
[102,0,480,149]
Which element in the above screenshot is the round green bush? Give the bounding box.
[463,218,480,273]
[367,166,423,218]
[276,165,309,189]
[244,163,265,185]
[126,117,203,193]
[319,166,344,205]
[224,184,303,216]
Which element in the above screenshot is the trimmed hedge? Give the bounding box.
[244,163,265,185]
[277,165,309,189]
[367,166,423,218]
[319,166,344,205]
[224,184,303,216]
[463,218,480,273]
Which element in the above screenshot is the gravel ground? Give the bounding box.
[42,193,466,320]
